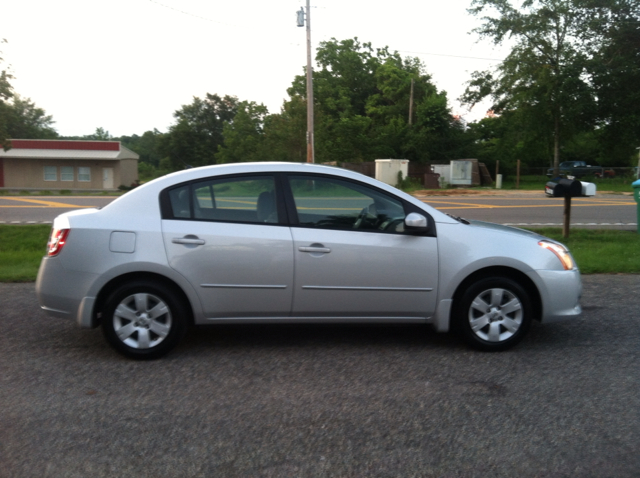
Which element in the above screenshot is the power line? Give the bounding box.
[148,0,237,27]
[396,49,503,62]
[148,1,505,63]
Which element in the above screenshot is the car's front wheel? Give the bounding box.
[454,277,532,351]
[101,281,188,359]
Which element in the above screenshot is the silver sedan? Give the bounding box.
[36,162,581,359]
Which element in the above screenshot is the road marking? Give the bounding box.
[505,223,636,226]
[0,197,95,208]
[0,220,635,227]
[426,199,636,210]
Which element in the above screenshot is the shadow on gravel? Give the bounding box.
[177,323,460,355]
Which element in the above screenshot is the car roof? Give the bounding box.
[109,162,457,224]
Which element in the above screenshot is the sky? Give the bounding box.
[3,0,509,138]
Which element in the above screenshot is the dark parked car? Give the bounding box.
[546,161,613,178]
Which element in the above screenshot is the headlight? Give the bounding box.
[538,240,575,270]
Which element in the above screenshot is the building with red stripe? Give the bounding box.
[0,139,139,190]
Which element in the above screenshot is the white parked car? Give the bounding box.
[36,162,582,359]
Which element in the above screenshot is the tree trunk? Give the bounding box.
[553,114,560,177]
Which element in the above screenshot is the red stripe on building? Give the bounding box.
[10,140,120,151]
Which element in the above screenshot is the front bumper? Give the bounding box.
[530,269,582,323]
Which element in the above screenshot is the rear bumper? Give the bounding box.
[35,256,100,328]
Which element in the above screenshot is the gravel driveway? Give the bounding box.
[0,275,638,477]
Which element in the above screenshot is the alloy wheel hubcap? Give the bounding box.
[469,288,523,342]
[113,293,172,349]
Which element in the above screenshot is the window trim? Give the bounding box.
[159,171,435,236]
[160,173,289,226]
[77,167,91,182]
[44,166,57,182]
[282,172,436,237]
[60,166,74,182]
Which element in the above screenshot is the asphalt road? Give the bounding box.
[1,276,638,477]
[0,191,637,228]
[0,196,115,223]
[419,192,637,228]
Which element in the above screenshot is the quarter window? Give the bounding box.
[288,175,407,233]
[44,166,57,181]
[168,186,191,219]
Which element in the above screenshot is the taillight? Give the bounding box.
[48,228,70,257]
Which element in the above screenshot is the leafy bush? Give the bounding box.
[396,171,423,192]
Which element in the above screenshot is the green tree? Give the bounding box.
[0,39,13,149]
[160,93,238,170]
[120,129,164,167]
[287,38,460,164]
[4,94,57,139]
[288,38,382,162]
[261,96,307,162]
[289,38,381,118]
[84,127,111,141]
[466,113,543,175]
[0,41,58,144]
[580,0,640,165]
[216,101,269,164]
[462,0,596,174]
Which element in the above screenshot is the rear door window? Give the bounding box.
[164,175,279,224]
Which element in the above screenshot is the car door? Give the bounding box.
[286,174,438,319]
[161,174,294,319]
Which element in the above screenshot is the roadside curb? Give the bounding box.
[0,221,52,224]
[411,189,634,198]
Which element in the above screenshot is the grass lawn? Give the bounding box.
[498,175,637,193]
[526,228,640,274]
[0,225,638,282]
[0,225,51,282]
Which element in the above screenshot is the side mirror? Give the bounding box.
[405,212,428,229]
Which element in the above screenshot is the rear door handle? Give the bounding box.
[172,236,205,246]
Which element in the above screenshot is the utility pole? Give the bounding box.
[297,2,314,163]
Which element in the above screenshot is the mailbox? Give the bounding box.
[545,178,583,197]
[581,181,596,196]
[545,179,596,238]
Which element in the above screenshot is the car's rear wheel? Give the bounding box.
[101,281,187,359]
[454,277,532,351]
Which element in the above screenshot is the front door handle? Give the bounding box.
[172,236,205,246]
[299,245,331,254]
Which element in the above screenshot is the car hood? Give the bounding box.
[467,219,546,240]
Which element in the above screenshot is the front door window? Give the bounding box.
[288,175,407,233]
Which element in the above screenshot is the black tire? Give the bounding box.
[453,277,532,351]
[101,280,188,360]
